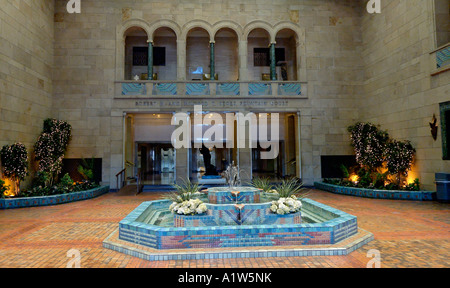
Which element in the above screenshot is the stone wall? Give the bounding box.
[361,0,450,190]
[0,0,54,151]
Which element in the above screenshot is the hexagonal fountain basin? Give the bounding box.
[118,195,358,249]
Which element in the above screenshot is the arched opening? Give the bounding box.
[186,27,211,80]
[247,28,271,81]
[275,28,298,81]
[214,28,239,81]
[124,26,149,80]
[153,27,178,80]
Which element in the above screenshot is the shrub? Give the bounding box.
[0,179,10,198]
[166,178,203,203]
[78,158,95,181]
[34,119,72,186]
[405,178,420,191]
[251,177,274,193]
[347,122,389,172]
[384,140,416,186]
[274,178,306,198]
[0,143,28,196]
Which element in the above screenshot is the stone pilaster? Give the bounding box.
[210,41,215,80]
[147,40,153,80]
[270,42,277,81]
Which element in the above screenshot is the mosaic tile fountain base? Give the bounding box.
[118,199,358,250]
[104,228,373,261]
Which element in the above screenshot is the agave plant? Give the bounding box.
[165,178,203,203]
[250,177,274,193]
[275,178,308,199]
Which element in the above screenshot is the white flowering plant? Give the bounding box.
[169,198,208,216]
[270,195,302,215]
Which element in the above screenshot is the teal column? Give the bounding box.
[148,40,153,80]
[210,42,215,80]
[270,42,276,81]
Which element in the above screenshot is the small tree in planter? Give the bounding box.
[347,122,389,172]
[384,140,416,187]
[34,119,72,187]
[0,143,28,196]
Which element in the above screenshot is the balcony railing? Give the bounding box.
[430,43,450,76]
[115,81,307,99]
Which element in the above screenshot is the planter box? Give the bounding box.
[315,182,436,201]
[264,210,302,225]
[0,186,110,209]
[173,204,301,227]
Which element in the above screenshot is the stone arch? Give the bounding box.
[116,19,152,80]
[273,21,302,43]
[148,19,181,41]
[182,20,213,41]
[118,19,152,40]
[243,20,274,42]
[212,20,243,41]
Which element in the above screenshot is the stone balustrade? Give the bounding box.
[115,80,307,98]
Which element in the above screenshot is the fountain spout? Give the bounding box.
[222,161,241,189]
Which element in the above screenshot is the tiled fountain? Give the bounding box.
[114,164,364,250]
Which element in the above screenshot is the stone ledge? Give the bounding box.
[0,186,110,209]
[314,182,436,201]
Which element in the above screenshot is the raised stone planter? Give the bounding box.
[315,182,436,201]
[0,186,110,209]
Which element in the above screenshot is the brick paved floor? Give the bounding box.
[0,187,448,268]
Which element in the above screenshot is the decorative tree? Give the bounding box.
[384,140,416,186]
[34,118,72,187]
[347,122,389,172]
[0,143,28,196]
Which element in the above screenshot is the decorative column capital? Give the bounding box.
[147,39,154,44]
[209,41,215,44]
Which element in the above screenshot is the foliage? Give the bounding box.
[0,143,28,195]
[25,179,98,198]
[0,179,10,198]
[274,178,306,198]
[165,178,203,203]
[250,177,274,193]
[347,122,389,172]
[34,118,72,187]
[357,168,372,188]
[78,158,95,181]
[384,140,416,185]
[405,178,421,191]
[372,171,389,189]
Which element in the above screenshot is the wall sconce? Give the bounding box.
[429,114,438,141]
